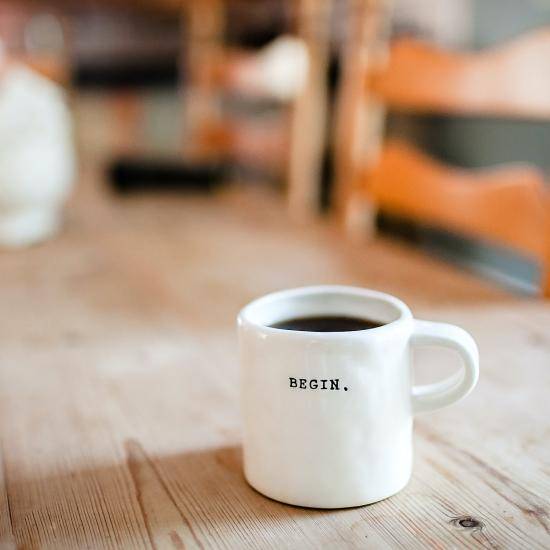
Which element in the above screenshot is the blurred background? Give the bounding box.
[0,0,548,295]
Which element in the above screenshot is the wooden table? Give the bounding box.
[1,173,550,548]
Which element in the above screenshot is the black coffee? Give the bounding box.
[270,315,383,332]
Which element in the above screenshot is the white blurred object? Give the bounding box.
[0,58,75,247]
[256,35,309,100]
[230,35,309,101]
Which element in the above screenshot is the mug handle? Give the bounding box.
[410,319,479,414]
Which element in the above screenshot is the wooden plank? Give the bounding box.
[0,159,549,548]
[362,139,550,264]
[371,29,550,120]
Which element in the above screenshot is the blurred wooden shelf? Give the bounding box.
[1,162,549,547]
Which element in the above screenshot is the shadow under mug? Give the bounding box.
[238,285,479,508]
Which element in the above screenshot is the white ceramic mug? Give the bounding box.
[238,286,479,508]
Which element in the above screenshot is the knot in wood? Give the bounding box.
[449,515,484,532]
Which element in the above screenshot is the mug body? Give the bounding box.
[238,286,415,508]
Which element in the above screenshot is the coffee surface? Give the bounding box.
[270,315,383,332]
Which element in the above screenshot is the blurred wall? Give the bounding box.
[393,0,473,46]
[473,0,550,47]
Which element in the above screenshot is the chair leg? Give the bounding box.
[344,193,377,241]
[287,0,332,219]
[181,0,225,161]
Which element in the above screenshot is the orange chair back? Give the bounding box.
[371,31,550,119]
[368,140,550,263]
[339,20,550,295]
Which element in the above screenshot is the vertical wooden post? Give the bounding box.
[332,0,392,237]
[181,0,225,161]
[287,0,332,219]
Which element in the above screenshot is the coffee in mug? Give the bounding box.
[270,315,383,332]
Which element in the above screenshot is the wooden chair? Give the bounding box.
[334,10,550,296]
[182,0,332,218]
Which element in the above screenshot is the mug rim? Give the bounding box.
[237,285,413,339]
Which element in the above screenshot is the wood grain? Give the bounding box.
[1,100,550,547]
